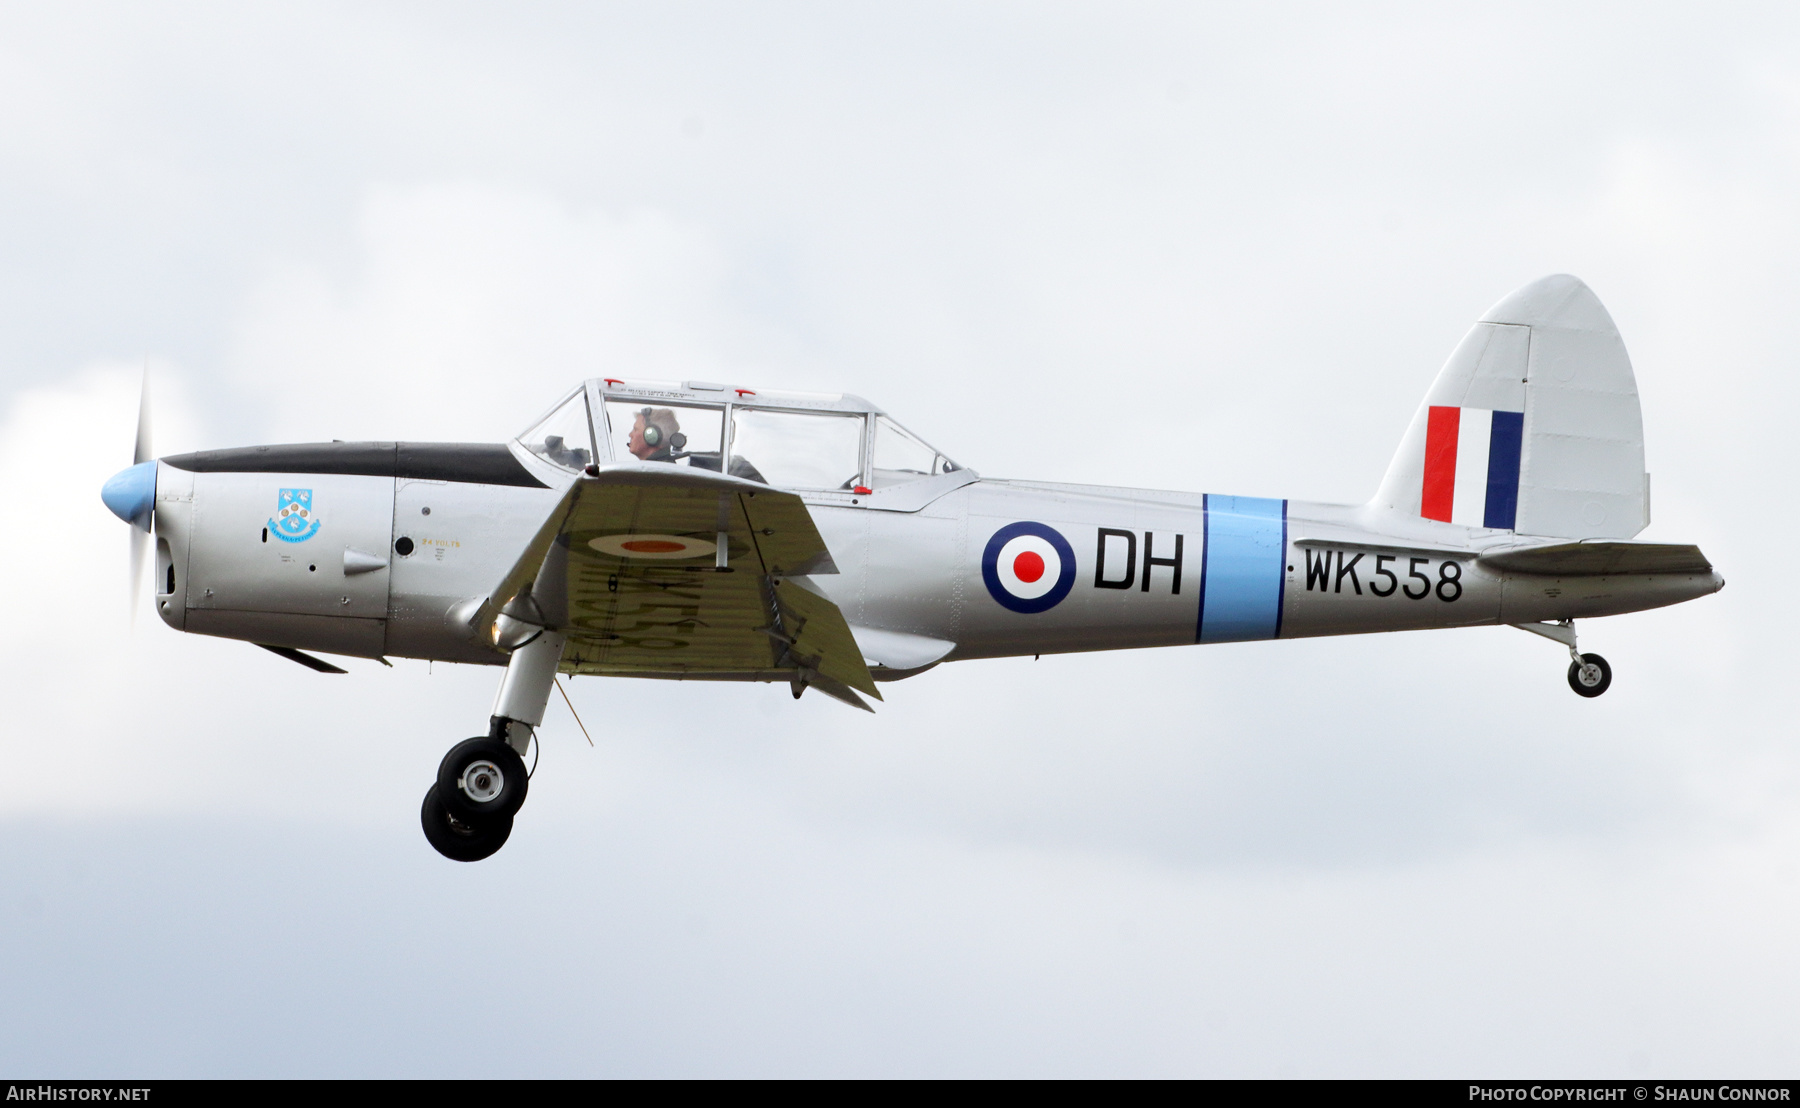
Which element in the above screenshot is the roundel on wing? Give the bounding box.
[981,522,1076,614]
[588,533,719,560]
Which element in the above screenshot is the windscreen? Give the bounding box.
[870,415,958,488]
[518,391,596,471]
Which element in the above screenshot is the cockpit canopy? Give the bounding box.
[517,379,961,493]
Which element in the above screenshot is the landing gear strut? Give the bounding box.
[1513,620,1612,698]
[421,630,566,862]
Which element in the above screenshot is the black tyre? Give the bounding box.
[420,784,513,862]
[436,736,529,822]
[1567,652,1612,698]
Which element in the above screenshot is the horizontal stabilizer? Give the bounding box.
[1479,541,1711,577]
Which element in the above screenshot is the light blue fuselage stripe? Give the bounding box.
[1195,494,1288,644]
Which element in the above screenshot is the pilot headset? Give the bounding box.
[639,407,687,451]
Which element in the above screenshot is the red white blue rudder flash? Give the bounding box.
[1422,406,1523,529]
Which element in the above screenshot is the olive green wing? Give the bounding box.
[475,464,879,709]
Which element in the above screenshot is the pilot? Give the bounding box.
[628,407,686,462]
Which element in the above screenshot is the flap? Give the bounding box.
[766,578,882,701]
[1478,541,1712,577]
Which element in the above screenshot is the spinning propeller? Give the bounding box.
[100,370,156,622]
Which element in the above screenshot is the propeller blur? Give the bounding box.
[102,370,155,621]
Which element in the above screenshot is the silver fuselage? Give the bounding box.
[145,442,1722,677]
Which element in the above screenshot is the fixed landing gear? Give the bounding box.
[437,736,529,823]
[421,630,566,862]
[419,733,530,862]
[1513,620,1613,698]
[421,783,514,862]
[1567,653,1612,698]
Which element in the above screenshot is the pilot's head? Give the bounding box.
[629,407,684,461]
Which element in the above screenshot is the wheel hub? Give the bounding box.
[459,759,505,803]
[1577,663,1603,686]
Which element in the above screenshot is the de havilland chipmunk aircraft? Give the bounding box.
[101,274,1723,861]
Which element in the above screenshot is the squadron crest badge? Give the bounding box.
[270,488,321,543]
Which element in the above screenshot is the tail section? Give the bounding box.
[1372,274,1648,540]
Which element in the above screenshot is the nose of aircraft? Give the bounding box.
[101,461,157,529]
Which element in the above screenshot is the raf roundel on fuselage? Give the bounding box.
[982,521,1077,614]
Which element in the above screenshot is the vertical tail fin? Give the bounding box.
[1371,274,1647,540]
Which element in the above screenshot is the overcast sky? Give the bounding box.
[2,1,1797,1077]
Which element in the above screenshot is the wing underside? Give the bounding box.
[476,466,881,709]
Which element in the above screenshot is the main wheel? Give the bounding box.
[420,784,513,862]
[436,736,529,822]
[1567,652,1612,698]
